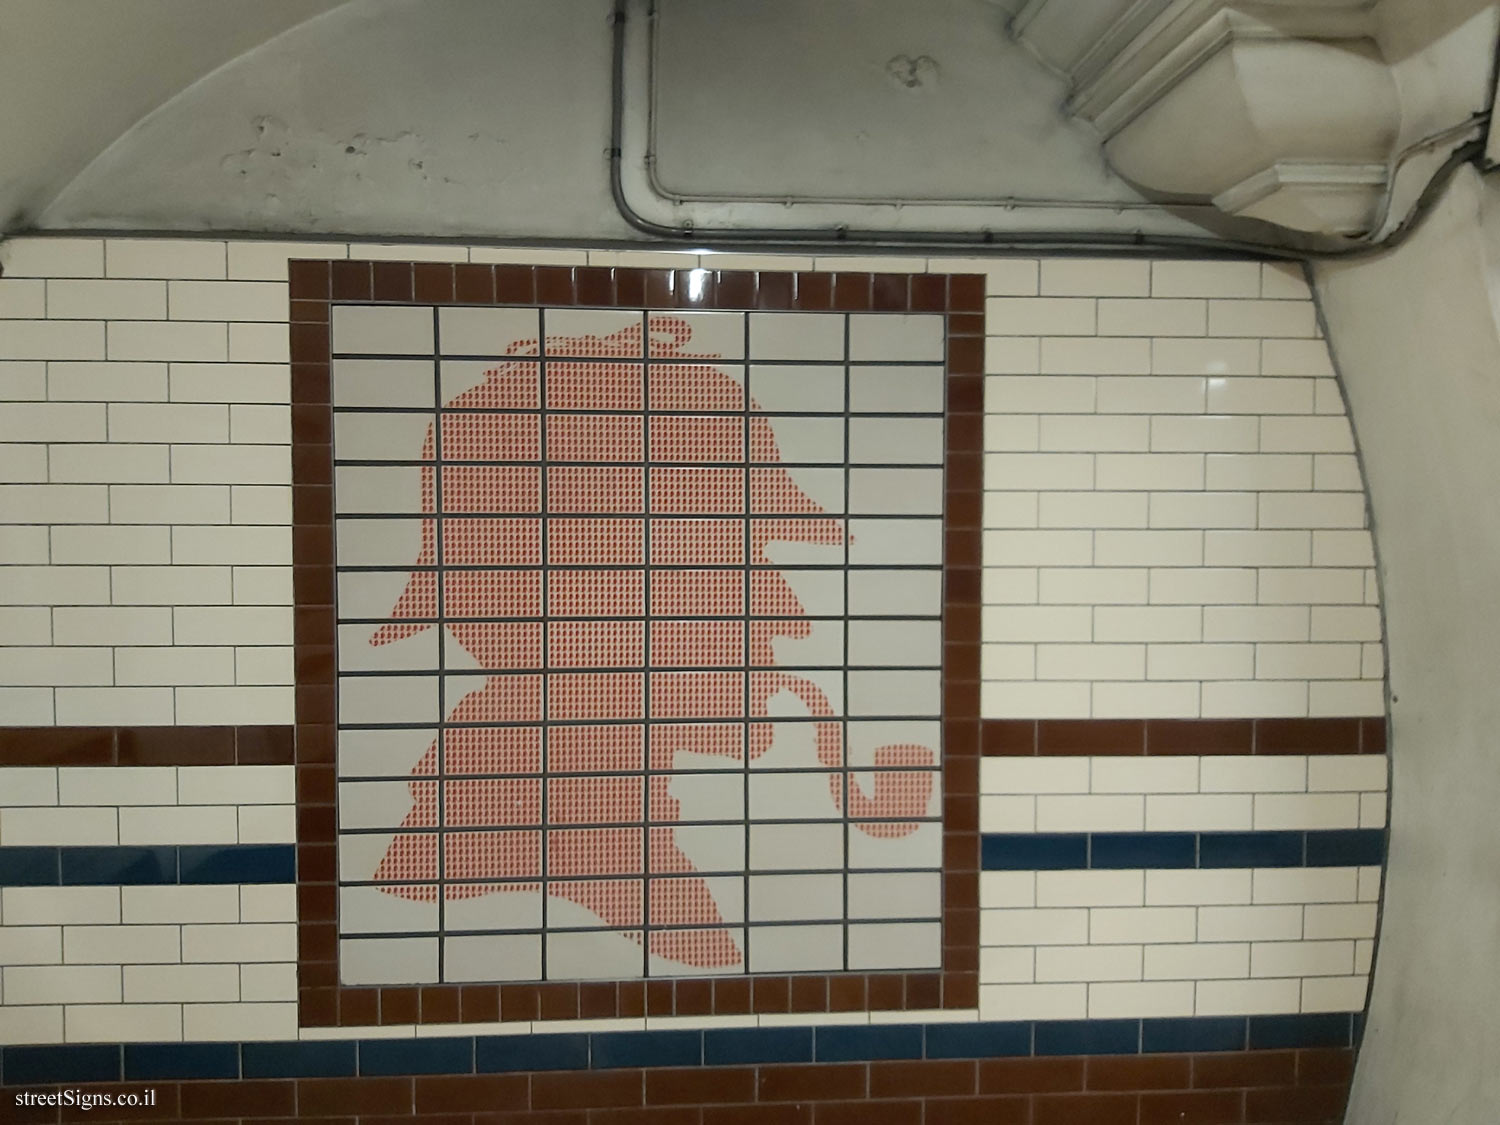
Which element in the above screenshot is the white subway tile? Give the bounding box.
[1203,606,1310,643]
[1089,907,1195,944]
[1204,531,1310,567]
[0,566,110,605]
[979,946,1035,983]
[1037,568,1147,604]
[169,281,287,322]
[593,249,703,268]
[1146,793,1253,831]
[58,767,175,806]
[1261,416,1355,454]
[108,322,227,362]
[0,484,108,523]
[1303,903,1378,940]
[979,871,1037,908]
[1305,754,1385,793]
[0,648,112,686]
[1205,453,1312,492]
[170,444,289,485]
[1098,299,1205,337]
[4,965,121,1005]
[1151,261,1261,298]
[182,923,296,962]
[0,321,105,360]
[48,280,167,320]
[179,765,293,805]
[1357,866,1382,903]
[1097,454,1204,491]
[106,239,225,280]
[118,805,237,846]
[1088,980,1195,1018]
[1209,300,1315,338]
[469,246,585,265]
[982,492,1040,528]
[1310,529,1375,569]
[2,887,120,925]
[168,363,288,404]
[1149,415,1258,453]
[1038,415,1149,451]
[1145,869,1252,906]
[1354,940,1373,975]
[1253,868,1358,905]
[982,604,1092,642]
[1258,569,1365,604]
[982,567,1039,604]
[48,361,168,401]
[979,794,1037,832]
[1308,680,1383,717]
[239,805,296,843]
[228,241,347,280]
[1036,643,1144,681]
[0,926,62,964]
[230,323,291,363]
[983,529,1093,566]
[239,884,296,923]
[66,1004,182,1043]
[1251,940,1352,978]
[1255,643,1361,681]
[1035,870,1143,908]
[984,337,1041,375]
[1095,531,1202,567]
[1206,377,1313,414]
[0,402,106,442]
[1261,263,1313,300]
[122,885,240,924]
[0,765,57,803]
[0,1006,64,1045]
[116,646,236,686]
[182,1001,297,1041]
[0,359,46,399]
[0,278,47,318]
[1149,492,1256,530]
[1313,379,1345,415]
[1038,492,1148,529]
[1312,454,1363,492]
[230,406,291,446]
[1039,336,1151,375]
[987,297,1095,336]
[979,983,1087,1020]
[175,686,293,725]
[235,646,295,686]
[981,757,1088,795]
[173,605,292,646]
[108,403,227,444]
[1036,944,1142,982]
[1259,493,1365,530]
[110,484,229,524]
[171,526,291,565]
[1195,977,1300,1016]
[985,452,1094,490]
[1092,680,1200,719]
[1093,606,1202,643]
[986,375,1093,413]
[980,908,1089,946]
[983,415,1040,452]
[54,687,174,725]
[0,688,53,724]
[1261,339,1333,377]
[1358,792,1387,829]
[232,567,293,606]
[240,962,298,1001]
[111,565,231,605]
[0,805,116,846]
[981,681,1091,718]
[125,963,240,1003]
[1199,755,1307,793]
[63,924,179,964]
[1040,259,1149,297]
[1096,376,1205,414]
[53,606,172,646]
[1,238,105,278]
[49,446,171,485]
[1036,794,1143,832]
[1143,943,1249,980]
[1300,976,1368,1013]
[1253,793,1360,830]
[1200,680,1308,718]
[1088,757,1197,796]
[1151,337,1259,376]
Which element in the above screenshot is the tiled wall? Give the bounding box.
[0,237,1383,1123]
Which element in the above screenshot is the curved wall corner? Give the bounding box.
[1315,165,1500,1122]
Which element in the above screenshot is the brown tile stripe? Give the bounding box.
[4,1050,1353,1124]
[981,716,1388,757]
[288,262,984,1025]
[0,726,293,766]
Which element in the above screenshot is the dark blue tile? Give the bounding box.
[124,1042,239,1080]
[360,1036,472,1076]
[477,1033,588,1073]
[3,1044,120,1085]
[0,847,60,886]
[814,1024,923,1063]
[1090,833,1195,869]
[1305,829,1384,867]
[1142,1017,1246,1054]
[241,1040,357,1079]
[1249,1013,1353,1050]
[982,834,1088,871]
[60,846,177,885]
[1198,831,1305,868]
[1034,1020,1139,1056]
[179,844,295,884]
[703,1027,812,1066]
[924,1021,1031,1059]
[591,1030,700,1069]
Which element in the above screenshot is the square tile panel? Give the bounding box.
[299,273,976,1009]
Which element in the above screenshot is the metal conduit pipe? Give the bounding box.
[606,0,1492,261]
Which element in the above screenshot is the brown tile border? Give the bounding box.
[980,716,1388,757]
[2,1051,1353,1124]
[288,262,984,1025]
[0,726,294,766]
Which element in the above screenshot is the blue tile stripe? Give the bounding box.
[0,1015,1357,1086]
[982,829,1384,870]
[0,845,294,886]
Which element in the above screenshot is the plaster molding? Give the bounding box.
[1215,161,1389,233]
